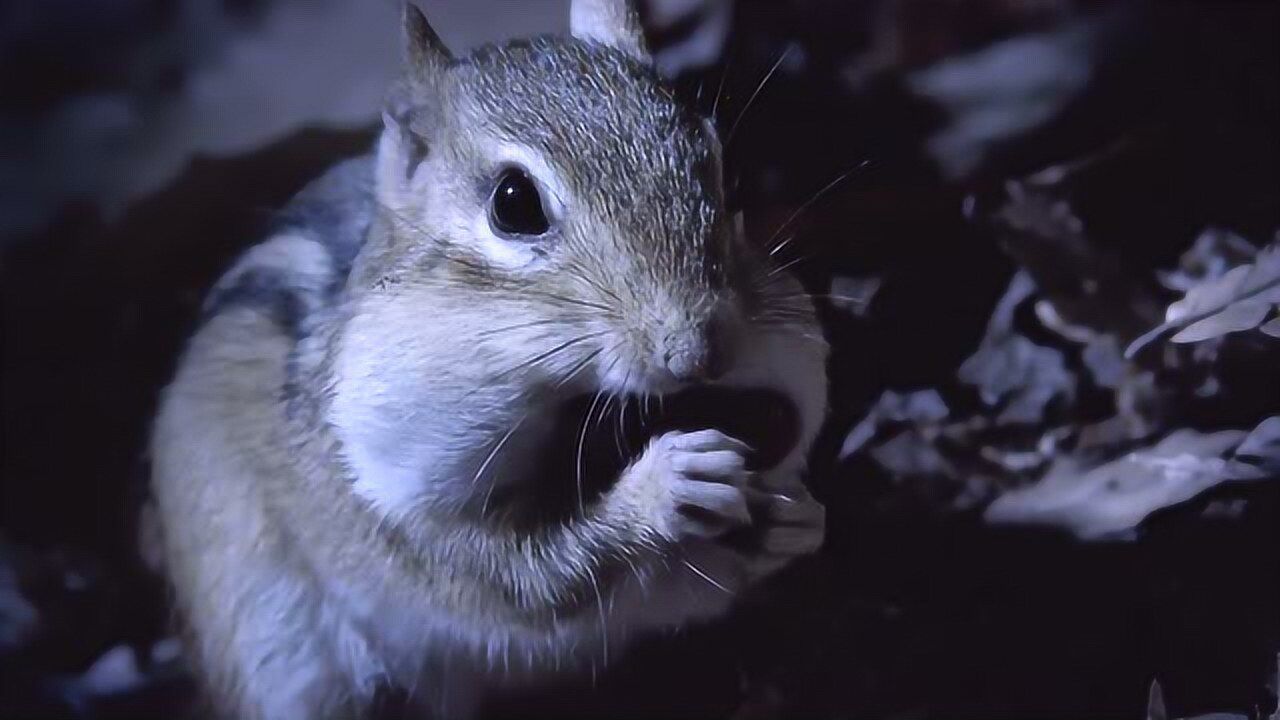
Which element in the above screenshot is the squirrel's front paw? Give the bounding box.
[609,430,825,629]
[624,429,754,542]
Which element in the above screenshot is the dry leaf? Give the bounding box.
[1128,240,1280,356]
[1227,416,1280,480]
[984,428,1249,540]
[958,272,1077,425]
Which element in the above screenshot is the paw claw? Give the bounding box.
[673,480,752,527]
[671,450,746,481]
[670,429,753,455]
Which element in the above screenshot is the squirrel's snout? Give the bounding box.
[662,320,728,383]
[663,347,720,382]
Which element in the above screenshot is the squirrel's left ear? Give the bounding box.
[570,0,651,64]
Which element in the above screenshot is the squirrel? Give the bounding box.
[148,1,829,717]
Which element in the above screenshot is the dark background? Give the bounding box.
[1,0,1278,718]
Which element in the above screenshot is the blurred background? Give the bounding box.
[1,0,1278,717]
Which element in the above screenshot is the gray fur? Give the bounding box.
[271,156,375,287]
[151,4,829,719]
[206,156,374,337]
[203,266,309,334]
[461,37,723,286]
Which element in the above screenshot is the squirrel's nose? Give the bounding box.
[663,324,727,383]
[664,348,709,382]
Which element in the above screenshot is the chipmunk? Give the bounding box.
[149,1,829,717]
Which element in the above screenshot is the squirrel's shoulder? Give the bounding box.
[202,153,376,337]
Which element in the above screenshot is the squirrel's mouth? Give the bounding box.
[516,385,801,522]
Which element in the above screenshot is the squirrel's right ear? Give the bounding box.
[382,4,447,188]
[570,0,651,64]
[402,2,451,78]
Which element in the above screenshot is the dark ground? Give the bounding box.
[2,1,1278,718]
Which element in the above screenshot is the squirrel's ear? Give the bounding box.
[385,2,446,164]
[570,0,651,64]
[402,2,451,77]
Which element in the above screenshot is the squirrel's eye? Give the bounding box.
[490,169,550,237]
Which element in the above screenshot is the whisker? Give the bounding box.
[752,311,817,326]
[619,389,633,428]
[474,413,529,486]
[597,394,615,431]
[614,397,628,459]
[552,347,605,392]
[576,390,607,515]
[593,354,623,432]
[615,366,635,458]
[753,270,815,296]
[587,567,609,668]
[711,54,734,122]
[769,232,798,258]
[726,46,792,148]
[477,412,530,515]
[682,558,731,594]
[527,291,615,314]
[482,331,609,390]
[571,267,626,306]
[479,318,576,338]
[623,554,648,596]
[375,202,622,313]
[765,254,809,279]
[763,161,870,252]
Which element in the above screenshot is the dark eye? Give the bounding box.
[490,168,550,237]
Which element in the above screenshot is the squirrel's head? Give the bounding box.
[329,2,828,518]
[347,0,797,399]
